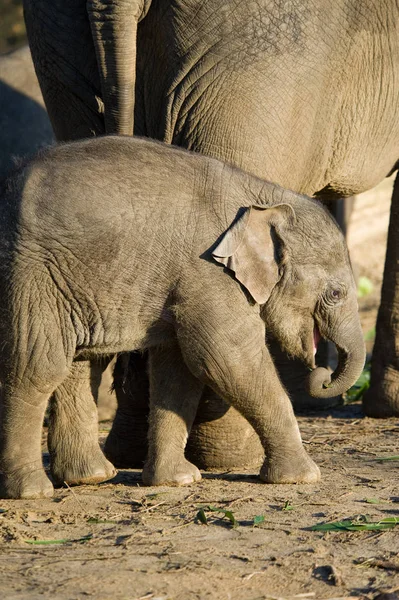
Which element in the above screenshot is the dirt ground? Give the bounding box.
[0,180,398,600]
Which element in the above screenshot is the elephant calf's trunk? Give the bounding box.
[306,326,366,399]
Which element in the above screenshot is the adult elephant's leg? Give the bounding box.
[364,172,399,416]
[104,353,150,468]
[24,0,104,141]
[186,388,264,469]
[142,343,203,486]
[48,360,116,486]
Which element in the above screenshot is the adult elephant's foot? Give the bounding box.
[186,391,264,469]
[142,458,201,486]
[260,451,321,484]
[51,449,116,487]
[0,464,54,499]
[363,366,399,417]
[363,172,399,418]
[104,413,148,468]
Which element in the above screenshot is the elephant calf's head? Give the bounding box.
[212,198,366,398]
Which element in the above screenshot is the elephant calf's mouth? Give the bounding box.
[301,323,320,369]
[313,325,321,356]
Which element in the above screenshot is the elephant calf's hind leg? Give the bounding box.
[0,368,66,499]
[48,360,117,486]
[142,344,203,486]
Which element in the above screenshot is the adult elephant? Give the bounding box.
[23,0,399,476]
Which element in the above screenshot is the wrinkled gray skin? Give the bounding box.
[0,136,364,498]
[23,0,399,471]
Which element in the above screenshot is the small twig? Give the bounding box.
[357,557,399,571]
[364,530,390,541]
[139,501,166,513]
[63,482,86,513]
[224,495,256,507]
[242,570,266,581]
[261,594,317,600]
[337,491,354,500]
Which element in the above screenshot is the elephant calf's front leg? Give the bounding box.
[178,306,320,485]
[142,344,203,486]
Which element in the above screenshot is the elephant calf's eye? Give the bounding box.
[326,286,345,304]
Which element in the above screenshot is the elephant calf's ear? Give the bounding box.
[212,205,294,304]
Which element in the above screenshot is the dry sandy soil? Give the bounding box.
[0,180,398,600]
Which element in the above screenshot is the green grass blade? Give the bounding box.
[377,517,399,524]
[310,516,399,532]
[196,506,238,527]
[86,518,117,524]
[196,508,208,525]
[344,364,371,403]
[223,510,238,527]
[25,534,93,545]
[206,506,238,527]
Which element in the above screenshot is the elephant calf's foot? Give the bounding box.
[51,449,117,487]
[0,464,54,499]
[260,451,321,484]
[142,458,202,487]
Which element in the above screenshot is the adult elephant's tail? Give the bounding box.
[87,0,150,136]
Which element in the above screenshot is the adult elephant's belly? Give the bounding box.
[151,26,399,199]
[165,75,398,201]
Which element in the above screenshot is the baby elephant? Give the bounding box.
[0,136,365,498]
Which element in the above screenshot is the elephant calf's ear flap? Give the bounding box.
[212,205,294,304]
